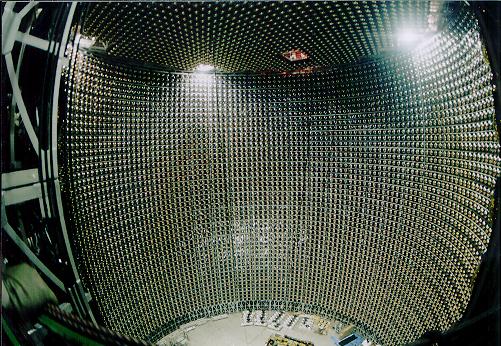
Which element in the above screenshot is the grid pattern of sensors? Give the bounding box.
[81,1,431,72]
[60,3,500,345]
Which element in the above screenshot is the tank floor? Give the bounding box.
[158,312,343,346]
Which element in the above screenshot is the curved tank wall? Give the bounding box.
[59,3,500,345]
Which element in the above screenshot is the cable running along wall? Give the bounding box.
[59,3,501,345]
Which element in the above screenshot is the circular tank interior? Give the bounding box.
[55,2,501,345]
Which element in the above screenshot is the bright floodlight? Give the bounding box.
[195,64,215,72]
[397,29,424,46]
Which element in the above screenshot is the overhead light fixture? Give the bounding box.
[195,64,215,72]
[282,49,309,62]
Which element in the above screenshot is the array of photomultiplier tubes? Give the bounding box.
[61,5,500,346]
[81,1,430,72]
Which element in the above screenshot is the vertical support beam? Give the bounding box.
[45,2,97,324]
[50,2,76,180]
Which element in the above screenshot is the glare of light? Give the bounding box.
[192,65,215,85]
[195,64,215,72]
[397,29,425,46]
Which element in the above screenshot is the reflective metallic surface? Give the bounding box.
[60,3,500,345]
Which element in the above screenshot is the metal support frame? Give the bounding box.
[2,2,40,155]
[2,168,39,189]
[3,183,42,206]
[1,198,65,292]
[1,1,96,324]
[1,168,64,291]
